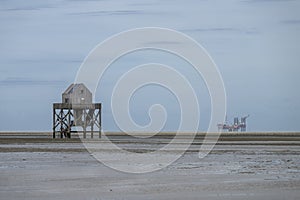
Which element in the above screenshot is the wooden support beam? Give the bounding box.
[99,105,102,138]
[53,107,56,138]
[52,103,101,139]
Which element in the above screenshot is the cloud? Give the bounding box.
[242,0,295,3]
[142,41,183,46]
[127,2,158,7]
[181,27,238,32]
[281,20,300,25]
[0,1,55,12]
[0,77,66,86]
[69,10,149,16]
[180,27,259,35]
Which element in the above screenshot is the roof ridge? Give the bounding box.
[63,83,75,94]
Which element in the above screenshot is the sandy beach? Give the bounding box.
[0,132,299,199]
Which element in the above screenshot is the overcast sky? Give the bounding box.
[0,0,300,132]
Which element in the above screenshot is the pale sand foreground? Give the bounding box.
[0,133,300,199]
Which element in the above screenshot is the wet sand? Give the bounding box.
[0,132,300,199]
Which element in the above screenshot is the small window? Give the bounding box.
[80,90,84,94]
[65,98,69,103]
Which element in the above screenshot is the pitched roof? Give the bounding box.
[63,83,87,95]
